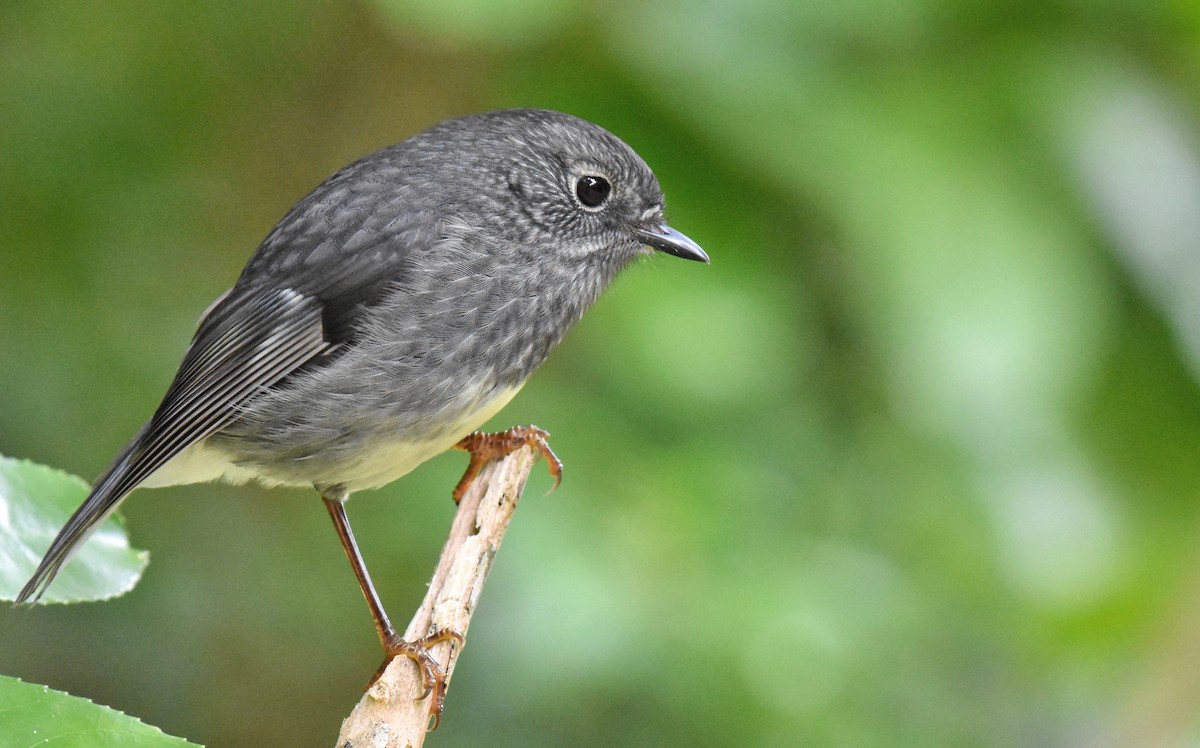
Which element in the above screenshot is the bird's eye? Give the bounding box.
[575,175,611,209]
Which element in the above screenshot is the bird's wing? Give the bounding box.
[16,284,336,601]
[124,285,335,493]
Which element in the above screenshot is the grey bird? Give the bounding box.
[16,108,707,712]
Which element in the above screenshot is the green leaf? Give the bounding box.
[0,456,147,603]
[0,675,199,747]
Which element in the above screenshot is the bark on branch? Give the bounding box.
[334,444,539,748]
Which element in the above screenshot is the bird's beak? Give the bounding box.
[634,223,709,263]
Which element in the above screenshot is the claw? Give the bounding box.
[452,425,563,504]
[372,628,465,731]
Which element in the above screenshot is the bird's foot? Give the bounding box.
[451,424,562,504]
[370,628,465,730]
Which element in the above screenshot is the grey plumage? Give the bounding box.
[18,108,707,603]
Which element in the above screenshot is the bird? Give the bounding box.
[16,108,708,716]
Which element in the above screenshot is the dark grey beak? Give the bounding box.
[634,223,709,263]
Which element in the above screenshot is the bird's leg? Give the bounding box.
[451,424,563,504]
[321,490,463,727]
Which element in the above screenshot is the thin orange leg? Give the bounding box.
[322,490,464,730]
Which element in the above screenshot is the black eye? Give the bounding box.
[575,175,611,208]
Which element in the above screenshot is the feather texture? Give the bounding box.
[17,287,331,601]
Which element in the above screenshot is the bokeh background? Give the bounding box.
[4,1,1200,746]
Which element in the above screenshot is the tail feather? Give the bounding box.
[16,430,147,603]
[15,286,333,603]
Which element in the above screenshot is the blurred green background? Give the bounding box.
[4,1,1200,746]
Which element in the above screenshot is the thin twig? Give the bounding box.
[335,445,539,748]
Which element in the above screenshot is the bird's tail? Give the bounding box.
[16,429,148,603]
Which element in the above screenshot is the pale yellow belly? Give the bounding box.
[142,383,524,493]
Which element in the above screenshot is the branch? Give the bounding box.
[335,444,540,748]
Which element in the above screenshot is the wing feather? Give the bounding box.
[16,286,333,602]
